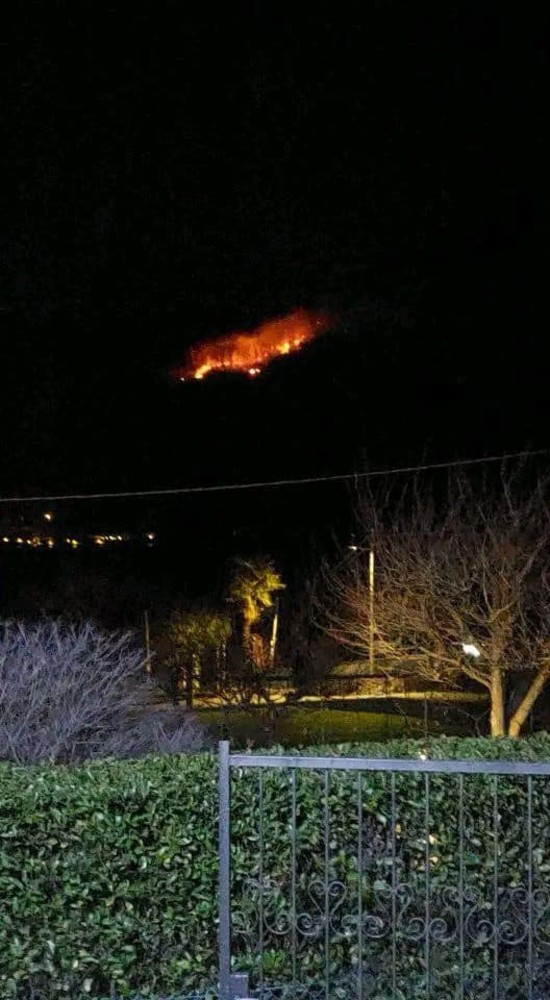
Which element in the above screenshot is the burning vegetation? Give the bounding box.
[173,308,331,381]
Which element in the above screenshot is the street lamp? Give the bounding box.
[368,548,375,671]
[348,540,375,672]
[462,642,481,658]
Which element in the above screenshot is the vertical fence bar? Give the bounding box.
[425,773,431,999]
[258,769,264,998]
[219,741,232,1000]
[527,775,533,1000]
[458,774,465,1000]
[324,769,330,1000]
[291,769,297,999]
[391,773,397,998]
[493,775,499,1000]
[357,772,363,1000]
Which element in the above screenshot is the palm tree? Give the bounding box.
[228,557,285,666]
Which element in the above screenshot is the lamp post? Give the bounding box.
[368,547,375,672]
[349,541,375,673]
[144,610,151,672]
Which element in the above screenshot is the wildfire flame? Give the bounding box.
[173,308,331,381]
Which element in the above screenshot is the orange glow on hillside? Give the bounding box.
[173,309,332,381]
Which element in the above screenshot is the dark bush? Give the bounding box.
[0,620,203,764]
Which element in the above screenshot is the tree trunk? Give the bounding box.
[185,654,200,708]
[186,659,194,708]
[242,617,253,663]
[269,603,279,668]
[508,669,550,737]
[490,667,506,736]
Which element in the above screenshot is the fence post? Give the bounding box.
[230,971,250,997]
[219,740,231,1000]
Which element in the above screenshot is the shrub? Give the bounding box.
[0,620,203,764]
[1,735,550,997]
[0,752,219,998]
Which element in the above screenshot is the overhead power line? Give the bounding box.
[0,448,548,506]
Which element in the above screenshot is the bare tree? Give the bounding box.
[323,469,550,737]
[0,620,204,764]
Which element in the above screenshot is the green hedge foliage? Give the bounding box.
[2,735,550,998]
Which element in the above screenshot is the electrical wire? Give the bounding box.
[0,448,548,505]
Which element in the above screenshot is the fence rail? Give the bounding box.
[219,742,550,1000]
[176,666,490,708]
[228,753,550,775]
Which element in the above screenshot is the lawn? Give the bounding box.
[196,703,434,747]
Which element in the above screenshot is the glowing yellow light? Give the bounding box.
[146,532,155,541]
[2,537,9,543]
[16,537,23,544]
[47,539,55,548]
[44,512,53,522]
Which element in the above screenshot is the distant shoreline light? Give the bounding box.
[1,532,156,548]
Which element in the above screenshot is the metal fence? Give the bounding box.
[218,742,550,1000]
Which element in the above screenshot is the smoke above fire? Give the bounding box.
[173,308,332,382]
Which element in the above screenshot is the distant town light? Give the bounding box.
[44,512,53,522]
[146,532,155,541]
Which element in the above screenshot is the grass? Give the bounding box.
[196,703,436,747]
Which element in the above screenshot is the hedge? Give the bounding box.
[2,735,550,998]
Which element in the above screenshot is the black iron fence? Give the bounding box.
[219,743,550,999]
[187,671,489,705]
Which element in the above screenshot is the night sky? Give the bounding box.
[1,8,548,559]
